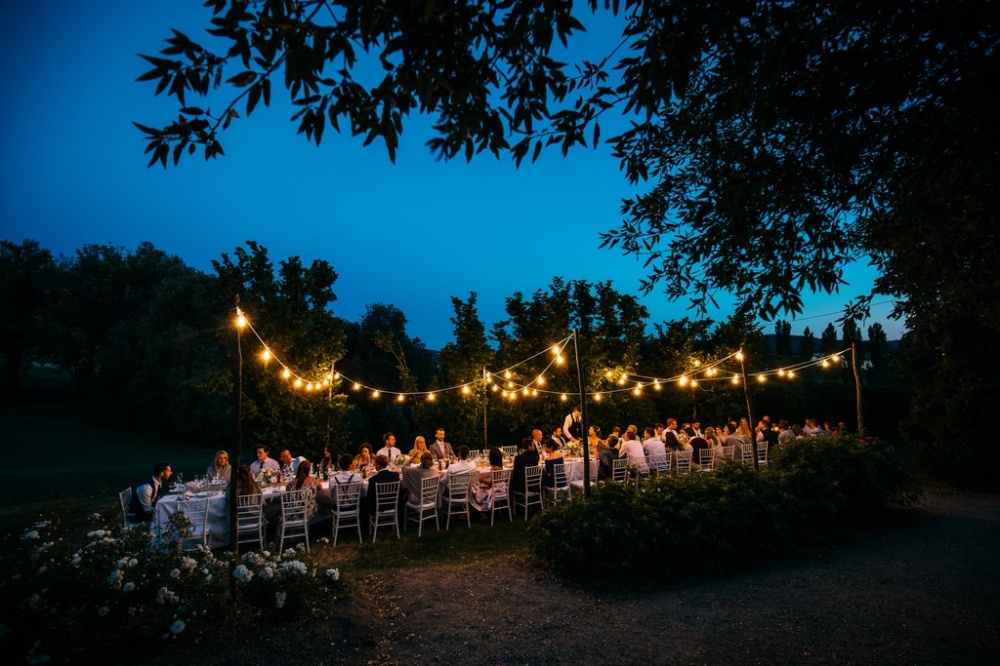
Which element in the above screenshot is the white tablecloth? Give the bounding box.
[153,490,230,548]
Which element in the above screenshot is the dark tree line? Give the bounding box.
[3,238,906,465]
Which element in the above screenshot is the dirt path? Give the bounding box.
[354,483,1000,664]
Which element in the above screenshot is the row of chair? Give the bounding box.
[122,443,772,553]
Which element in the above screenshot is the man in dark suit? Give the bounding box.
[429,427,455,461]
[363,455,400,530]
[510,434,541,495]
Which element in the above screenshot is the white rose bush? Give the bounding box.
[0,502,344,662]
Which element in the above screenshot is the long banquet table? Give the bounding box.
[152,479,346,549]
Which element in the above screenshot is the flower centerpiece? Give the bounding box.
[393,454,409,468]
[564,440,583,457]
[256,468,280,486]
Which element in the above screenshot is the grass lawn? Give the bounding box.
[0,398,537,574]
[0,400,220,509]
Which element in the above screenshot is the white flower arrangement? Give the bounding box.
[256,468,281,485]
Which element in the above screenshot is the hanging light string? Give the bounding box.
[485,335,573,399]
[237,308,574,400]
[237,308,853,401]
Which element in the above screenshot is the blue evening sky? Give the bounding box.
[0,1,903,349]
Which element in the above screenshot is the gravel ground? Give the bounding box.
[350,482,1000,665]
[155,482,998,665]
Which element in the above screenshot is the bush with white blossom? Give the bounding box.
[0,501,344,663]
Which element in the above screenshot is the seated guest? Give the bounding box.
[351,443,375,472]
[206,450,231,482]
[407,435,431,465]
[618,430,646,466]
[249,445,280,475]
[542,440,564,488]
[549,425,566,450]
[317,442,338,478]
[235,464,262,496]
[286,460,317,491]
[597,434,619,481]
[687,427,710,468]
[429,428,455,461]
[287,460,318,518]
[642,427,666,458]
[278,448,302,480]
[402,452,439,502]
[587,425,604,455]
[441,446,478,493]
[376,432,403,460]
[128,462,172,523]
[470,447,506,516]
[329,454,363,507]
[363,455,401,517]
[510,436,541,495]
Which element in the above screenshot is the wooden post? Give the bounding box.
[852,342,864,436]
[739,347,756,468]
[230,297,244,600]
[572,329,592,496]
[482,367,488,449]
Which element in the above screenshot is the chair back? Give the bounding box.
[278,488,311,554]
[524,464,543,492]
[675,450,692,472]
[446,472,473,502]
[373,480,401,513]
[417,475,439,508]
[721,445,735,459]
[490,468,513,524]
[333,481,362,515]
[551,463,569,490]
[611,458,629,484]
[699,447,714,470]
[331,481,363,546]
[501,445,517,457]
[756,441,769,465]
[280,488,310,522]
[176,496,211,551]
[649,453,670,474]
[491,468,511,499]
[118,488,133,529]
[236,493,265,549]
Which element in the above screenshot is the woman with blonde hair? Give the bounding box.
[206,450,232,482]
[407,435,431,465]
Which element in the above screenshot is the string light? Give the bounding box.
[236,312,852,403]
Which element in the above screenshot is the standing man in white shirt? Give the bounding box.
[376,432,403,460]
[562,405,583,443]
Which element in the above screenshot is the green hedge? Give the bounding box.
[528,433,921,580]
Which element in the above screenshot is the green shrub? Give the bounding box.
[769,431,921,525]
[529,433,920,581]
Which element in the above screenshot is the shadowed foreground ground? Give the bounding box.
[156,482,998,665]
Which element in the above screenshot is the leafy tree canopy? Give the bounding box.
[136,0,996,327]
